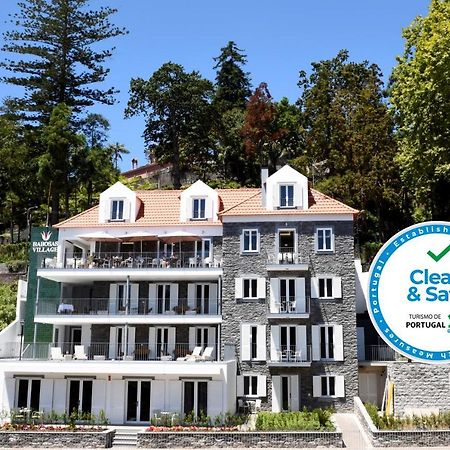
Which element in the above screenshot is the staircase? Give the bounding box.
[112,427,140,447]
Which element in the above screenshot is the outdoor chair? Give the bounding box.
[74,345,88,360]
[50,347,64,360]
[197,346,214,361]
[177,346,203,361]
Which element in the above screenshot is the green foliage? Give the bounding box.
[255,408,335,431]
[389,0,450,220]
[364,403,450,430]
[126,62,214,188]
[0,281,17,331]
[0,243,28,263]
[1,0,127,123]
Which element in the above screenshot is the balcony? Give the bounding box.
[267,296,310,319]
[1,342,219,362]
[359,345,405,363]
[266,248,308,271]
[268,345,312,367]
[35,298,222,325]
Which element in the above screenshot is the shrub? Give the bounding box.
[6,260,27,273]
[0,243,28,264]
[256,408,335,431]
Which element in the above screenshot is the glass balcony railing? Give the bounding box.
[1,342,218,362]
[268,296,310,314]
[267,248,305,265]
[36,298,220,316]
[38,252,222,270]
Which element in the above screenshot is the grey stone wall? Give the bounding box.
[0,429,115,448]
[221,220,358,412]
[137,430,343,448]
[354,396,450,447]
[387,363,450,415]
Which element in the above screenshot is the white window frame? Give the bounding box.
[66,378,93,414]
[192,197,206,220]
[241,324,266,361]
[15,378,41,410]
[316,227,334,252]
[318,277,333,299]
[279,184,295,208]
[242,229,259,253]
[243,278,258,299]
[110,199,125,221]
[237,374,266,398]
[319,325,335,360]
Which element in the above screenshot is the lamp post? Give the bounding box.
[19,319,24,360]
[25,206,38,245]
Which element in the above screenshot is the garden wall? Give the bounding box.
[0,429,115,448]
[137,430,343,448]
[354,396,450,448]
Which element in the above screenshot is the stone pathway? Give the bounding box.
[333,412,372,449]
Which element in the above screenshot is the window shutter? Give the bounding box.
[335,376,345,397]
[127,326,136,355]
[239,231,244,253]
[109,327,117,359]
[235,278,243,299]
[310,278,319,299]
[257,277,266,299]
[270,325,280,361]
[295,278,306,313]
[188,327,196,351]
[272,185,280,208]
[39,379,53,412]
[296,325,307,361]
[311,325,321,361]
[148,327,156,356]
[333,325,344,361]
[269,278,279,313]
[240,324,251,361]
[237,376,244,397]
[290,375,300,410]
[109,284,117,314]
[130,283,139,312]
[209,283,218,314]
[271,376,281,412]
[208,327,216,359]
[256,325,266,360]
[52,379,67,413]
[293,183,301,208]
[187,284,196,310]
[257,375,267,397]
[91,380,106,415]
[169,283,178,311]
[332,277,342,298]
[204,197,212,219]
[123,199,131,221]
[168,327,176,355]
[81,324,91,347]
[148,284,157,314]
[312,376,322,397]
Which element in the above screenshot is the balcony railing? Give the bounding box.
[267,248,304,265]
[361,345,398,362]
[1,342,218,362]
[38,252,221,270]
[269,296,310,315]
[270,345,312,363]
[36,298,219,316]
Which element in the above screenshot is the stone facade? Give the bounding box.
[221,220,358,412]
[387,363,450,415]
[355,396,450,448]
[0,429,115,448]
[137,430,343,448]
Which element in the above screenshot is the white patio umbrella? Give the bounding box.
[158,231,201,244]
[77,231,121,241]
[118,231,157,241]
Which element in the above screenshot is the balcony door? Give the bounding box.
[109,326,136,359]
[67,379,92,415]
[270,325,307,362]
[183,381,208,418]
[126,380,151,423]
[149,327,176,359]
[188,327,216,359]
[148,283,178,314]
[187,283,218,314]
[272,375,300,412]
[277,229,297,263]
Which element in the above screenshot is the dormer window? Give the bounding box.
[192,198,206,220]
[111,199,124,221]
[279,185,294,208]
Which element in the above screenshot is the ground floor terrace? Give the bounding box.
[0,359,236,425]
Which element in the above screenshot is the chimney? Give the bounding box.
[261,167,269,207]
[131,158,138,170]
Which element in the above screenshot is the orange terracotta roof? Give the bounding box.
[55,187,357,228]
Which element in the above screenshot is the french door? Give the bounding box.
[126,380,151,423]
[68,379,92,415]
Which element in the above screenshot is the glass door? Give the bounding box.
[126,380,151,423]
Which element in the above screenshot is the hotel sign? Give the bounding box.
[32,229,59,253]
[367,221,450,364]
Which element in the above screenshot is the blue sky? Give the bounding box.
[0,0,430,171]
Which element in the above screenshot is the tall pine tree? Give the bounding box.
[1,0,127,124]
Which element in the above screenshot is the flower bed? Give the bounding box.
[256,408,335,431]
[147,425,239,432]
[1,423,106,432]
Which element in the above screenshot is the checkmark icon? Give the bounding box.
[427,244,450,262]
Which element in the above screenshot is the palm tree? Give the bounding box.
[107,142,130,170]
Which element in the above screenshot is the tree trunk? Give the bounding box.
[50,189,60,225]
[172,137,181,189]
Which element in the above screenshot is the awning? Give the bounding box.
[158,231,201,243]
[77,231,121,241]
[118,231,157,241]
